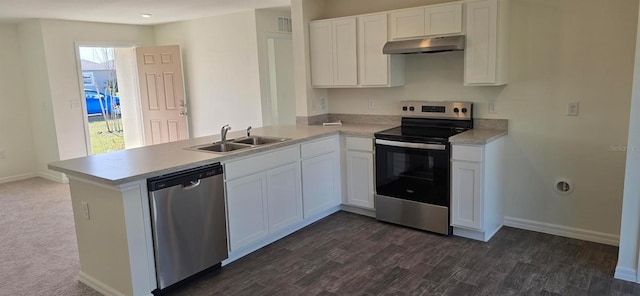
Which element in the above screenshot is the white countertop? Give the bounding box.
[48,124,394,186]
[449,129,507,145]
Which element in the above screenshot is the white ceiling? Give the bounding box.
[0,0,291,25]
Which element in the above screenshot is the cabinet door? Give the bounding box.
[226,173,269,251]
[358,13,390,86]
[266,163,303,233]
[332,18,358,86]
[451,161,483,230]
[310,20,334,86]
[301,152,341,218]
[464,0,498,84]
[390,8,425,39]
[346,151,374,209]
[425,3,463,36]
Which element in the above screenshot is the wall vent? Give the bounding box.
[278,17,292,33]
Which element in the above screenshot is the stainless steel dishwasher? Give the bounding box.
[147,163,228,290]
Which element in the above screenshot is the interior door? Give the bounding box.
[136,45,188,145]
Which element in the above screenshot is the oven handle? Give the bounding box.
[375,139,446,151]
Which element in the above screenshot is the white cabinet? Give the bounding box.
[464,0,509,85]
[266,163,303,233]
[225,146,302,252]
[390,3,463,40]
[310,18,357,87]
[345,137,374,209]
[226,173,269,251]
[450,136,506,242]
[358,13,405,87]
[301,136,341,218]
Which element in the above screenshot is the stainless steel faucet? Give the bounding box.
[246,126,252,137]
[220,124,231,143]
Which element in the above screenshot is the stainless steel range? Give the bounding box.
[374,101,473,235]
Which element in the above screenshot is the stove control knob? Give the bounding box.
[461,108,468,113]
[409,106,415,111]
[453,108,460,113]
[402,106,408,111]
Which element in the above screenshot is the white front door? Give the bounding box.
[136,45,188,145]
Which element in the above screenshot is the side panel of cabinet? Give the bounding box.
[358,13,390,86]
[425,3,463,35]
[266,163,303,233]
[226,173,269,252]
[346,151,374,209]
[389,8,425,40]
[310,21,334,86]
[464,0,498,84]
[302,152,341,218]
[332,18,358,86]
[451,161,483,230]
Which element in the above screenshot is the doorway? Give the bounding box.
[79,46,127,155]
[266,35,296,126]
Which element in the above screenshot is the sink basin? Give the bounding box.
[193,142,252,153]
[232,136,291,146]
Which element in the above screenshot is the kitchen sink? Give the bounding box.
[187,136,291,154]
[232,136,291,146]
[192,142,252,153]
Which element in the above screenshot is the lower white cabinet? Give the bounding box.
[345,137,375,209]
[226,173,269,251]
[450,136,505,242]
[266,163,303,233]
[301,152,341,217]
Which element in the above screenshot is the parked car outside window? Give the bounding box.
[84,89,120,116]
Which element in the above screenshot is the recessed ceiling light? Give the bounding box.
[141,13,152,18]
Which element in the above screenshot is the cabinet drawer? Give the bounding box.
[346,137,373,152]
[301,136,338,158]
[225,146,300,180]
[452,145,483,162]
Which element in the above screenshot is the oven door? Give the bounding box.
[375,139,450,207]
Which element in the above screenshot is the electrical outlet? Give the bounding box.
[320,97,327,110]
[82,202,90,220]
[488,100,497,114]
[567,101,579,116]
[368,99,376,110]
[0,151,5,159]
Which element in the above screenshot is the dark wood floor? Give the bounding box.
[166,211,639,296]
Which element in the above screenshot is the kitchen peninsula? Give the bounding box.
[49,122,506,296]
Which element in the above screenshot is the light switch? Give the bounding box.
[567,101,579,116]
[70,100,82,110]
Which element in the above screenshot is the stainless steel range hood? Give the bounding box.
[383,35,465,55]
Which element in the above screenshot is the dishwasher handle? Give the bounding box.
[182,180,201,190]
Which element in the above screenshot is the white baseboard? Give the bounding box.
[38,171,68,183]
[0,172,37,184]
[614,266,638,282]
[79,271,146,296]
[504,216,619,246]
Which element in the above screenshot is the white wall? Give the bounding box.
[0,24,36,182]
[320,0,638,240]
[17,20,60,181]
[291,0,329,117]
[616,3,640,282]
[39,19,154,161]
[154,11,263,137]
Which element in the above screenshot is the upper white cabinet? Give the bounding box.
[450,136,506,242]
[310,14,405,88]
[389,3,463,40]
[358,13,405,87]
[464,0,509,85]
[310,18,357,87]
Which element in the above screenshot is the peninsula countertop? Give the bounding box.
[449,128,507,145]
[48,124,395,186]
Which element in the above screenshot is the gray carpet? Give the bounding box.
[0,178,98,296]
